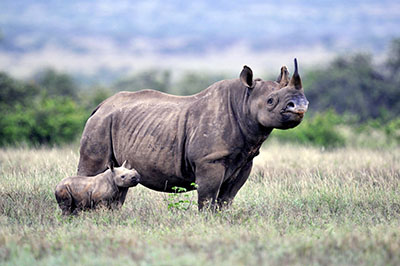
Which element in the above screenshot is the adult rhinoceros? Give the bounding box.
[77,59,308,210]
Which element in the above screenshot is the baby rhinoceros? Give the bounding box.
[55,161,140,215]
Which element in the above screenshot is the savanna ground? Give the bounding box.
[0,142,399,265]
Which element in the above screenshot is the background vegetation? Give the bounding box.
[1,38,400,148]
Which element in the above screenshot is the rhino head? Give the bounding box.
[241,58,309,130]
[108,161,141,187]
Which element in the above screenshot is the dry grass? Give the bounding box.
[0,143,399,265]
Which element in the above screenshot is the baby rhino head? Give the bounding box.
[108,161,140,187]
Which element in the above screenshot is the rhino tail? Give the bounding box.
[108,117,118,168]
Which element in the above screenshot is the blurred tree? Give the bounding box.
[79,85,113,112]
[0,72,39,108]
[304,53,399,121]
[0,98,86,146]
[175,72,227,96]
[113,70,171,93]
[386,38,400,78]
[0,71,86,146]
[33,68,79,100]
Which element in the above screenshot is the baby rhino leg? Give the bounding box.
[55,186,74,215]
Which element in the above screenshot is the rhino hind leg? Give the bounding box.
[77,116,115,176]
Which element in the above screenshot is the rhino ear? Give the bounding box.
[276,66,290,87]
[289,58,302,90]
[108,161,114,173]
[121,160,127,168]
[240,65,254,88]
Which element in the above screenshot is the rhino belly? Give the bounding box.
[112,104,195,192]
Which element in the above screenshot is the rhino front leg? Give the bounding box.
[195,163,226,211]
[109,187,129,210]
[217,161,253,209]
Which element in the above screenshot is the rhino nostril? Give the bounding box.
[287,101,295,109]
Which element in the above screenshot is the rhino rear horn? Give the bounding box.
[289,58,302,90]
[276,66,290,87]
[240,65,254,88]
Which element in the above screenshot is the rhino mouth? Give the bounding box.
[284,110,305,119]
[280,109,305,120]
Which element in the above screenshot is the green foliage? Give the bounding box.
[174,72,227,95]
[0,98,86,146]
[79,86,113,111]
[356,116,400,146]
[110,69,226,96]
[304,53,399,121]
[0,71,86,146]
[272,110,346,148]
[384,118,400,143]
[0,72,39,107]
[33,68,79,100]
[386,38,400,78]
[167,183,198,211]
[2,38,400,147]
[112,70,171,93]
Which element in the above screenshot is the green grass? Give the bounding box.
[1,143,400,265]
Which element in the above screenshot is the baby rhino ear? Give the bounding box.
[108,161,114,173]
[121,160,127,168]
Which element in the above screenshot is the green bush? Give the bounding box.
[271,110,346,148]
[384,118,400,144]
[0,98,87,146]
[0,72,39,107]
[33,68,79,100]
[356,117,400,146]
[0,71,87,146]
[304,52,400,121]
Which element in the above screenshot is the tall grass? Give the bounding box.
[0,143,399,265]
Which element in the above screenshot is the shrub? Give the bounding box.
[271,110,346,148]
[384,118,400,144]
[303,53,400,121]
[0,98,87,146]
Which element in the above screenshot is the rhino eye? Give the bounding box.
[121,175,126,179]
[267,98,274,105]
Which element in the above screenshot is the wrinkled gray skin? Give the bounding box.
[56,161,140,215]
[77,59,308,210]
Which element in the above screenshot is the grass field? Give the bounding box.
[0,143,399,265]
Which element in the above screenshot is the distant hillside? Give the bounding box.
[1,0,400,78]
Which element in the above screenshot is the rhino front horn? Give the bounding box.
[289,58,302,90]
